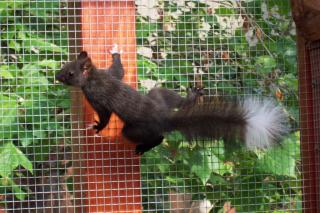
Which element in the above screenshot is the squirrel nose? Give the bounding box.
[55,72,65,82]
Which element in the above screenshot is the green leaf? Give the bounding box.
[0,94,17,126]
[20,65,49,91]
[256,133,299,177]
[142,145,171,173]
[11,182,27,200]
[258,153,296,177]
[279,74,298,92]
[209,173,227,185]
[20,137,33,147]
[23,36,66,53]
[38,59,60,69]
[0,142,33,178]
[208,153,233,176]
[137,56,158,74]
[255,55,276,73]
[0,177,27,200]
[0,65,14,79]
[19,131,34,147]
[190,149,212,185]
[136,21,158,38]
[32,129,46,139]
[279,132,300,159]
[215,7,236,15]
[8,40,21,51]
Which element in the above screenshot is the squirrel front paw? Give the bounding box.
[110,44,123,55]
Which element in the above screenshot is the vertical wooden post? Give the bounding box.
[308,41,320,212]
[78,1,142,212]
[296,36,319,213]
[292,0,320,211]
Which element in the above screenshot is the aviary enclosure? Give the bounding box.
[0,0,319,212]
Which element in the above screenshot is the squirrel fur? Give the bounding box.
[56,46,288,154]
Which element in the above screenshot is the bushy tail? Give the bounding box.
[168,98,288,149]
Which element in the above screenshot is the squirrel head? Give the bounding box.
[56,51,93,87]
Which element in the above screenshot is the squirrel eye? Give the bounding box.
[69,71,74,76]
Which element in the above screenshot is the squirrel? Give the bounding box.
[56,44,288,155]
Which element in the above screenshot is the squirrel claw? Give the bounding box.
[110,44,123,55]
[86,121,102,133]
[86,123,95,130]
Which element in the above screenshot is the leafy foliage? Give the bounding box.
[0,0,300,212]
[0,2,69,199]
[137,0,300,212]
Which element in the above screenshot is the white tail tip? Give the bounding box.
[243,98,288,149]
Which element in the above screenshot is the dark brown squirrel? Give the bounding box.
[56,45,288,155]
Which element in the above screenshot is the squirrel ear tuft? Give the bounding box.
[78,51,88,59]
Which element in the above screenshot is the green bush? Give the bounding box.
[136,0,300,212]
[0,1,69,200]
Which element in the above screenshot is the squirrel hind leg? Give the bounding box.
[135,136,164,155]
[122,124,164,155]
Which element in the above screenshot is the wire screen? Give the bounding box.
[0,0,302,213]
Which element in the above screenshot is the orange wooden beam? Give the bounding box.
[80,1,142,212]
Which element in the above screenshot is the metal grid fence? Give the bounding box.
[0,0,302,212]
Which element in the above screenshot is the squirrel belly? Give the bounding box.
[168,97,288,150]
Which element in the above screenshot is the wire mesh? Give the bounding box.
[0,0,303,212]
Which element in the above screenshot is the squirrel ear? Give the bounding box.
[78,51,88,60]
[82,58,93,73]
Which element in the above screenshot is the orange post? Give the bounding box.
[80,1,142,212]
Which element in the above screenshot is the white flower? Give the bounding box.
[271,29,279,36]
[147,34,157,46]
[160,51,167,59]
[261,2,269,20]
[140,79,158,91]
[271,5,281,19]
[181,6,190,12]
[140,79,166,91]
[199,32,208,41]
[163,22,176,32]
[216,15,244,36]
[201,22,211,31]
[199,21,211,40]
[187,2,196,9]
[245,28,258,47]
[199,0,223,9]
[137,46,153,58]
[170,10,183,19]
[136,0,158,7]
[190,199,213,213]
[136,0,160,21]
[137,7,160,21]
[173,0,185,7]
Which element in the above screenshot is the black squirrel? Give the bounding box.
[56,45,288,155]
